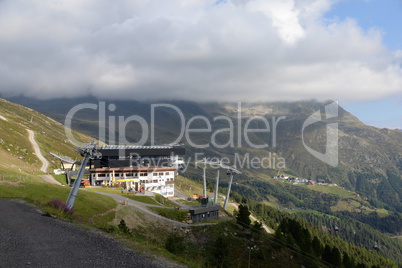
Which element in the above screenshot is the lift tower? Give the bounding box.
[66,142,101,209]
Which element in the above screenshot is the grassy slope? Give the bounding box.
[300,183,391,215]
[0,98,94,174]
[0,149,39,181]
[0,98,399,266]
[0,98,117,222]
[6,98,402,210]
[0,182,116,221]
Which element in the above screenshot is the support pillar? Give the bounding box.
[223,173,233,210]
[214,170,220,204]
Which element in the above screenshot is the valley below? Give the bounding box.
[0,97,401,267]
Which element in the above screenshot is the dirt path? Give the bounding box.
[27,129,49,173]
[39,174,62,186]
[229,202,271,234]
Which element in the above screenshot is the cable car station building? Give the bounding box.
[89,145,185,198]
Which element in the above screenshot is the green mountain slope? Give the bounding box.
[9,97,402,212]
[0,97,401,266]
[0,98,93,179]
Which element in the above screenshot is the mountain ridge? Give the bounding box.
[4,96,402,212]
[1,96,401,265]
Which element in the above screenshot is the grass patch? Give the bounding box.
[374,208,389,216]
[176,199,200,206]
[124,195,161,206]
[154,193,178,207]
[53,174,68,186]
[84,188,160,205]
[149,207,189,222]
[331,200,359,212]
[90,211,116,228]
[306,184,354,198]
[225,202,238,215]
[192,214,230,224]
[0,182,117,221]
[84,188,124,194]
[175,175,204,198]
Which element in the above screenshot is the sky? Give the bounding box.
[0,0,402,128]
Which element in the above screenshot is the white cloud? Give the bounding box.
[0,0,401,102]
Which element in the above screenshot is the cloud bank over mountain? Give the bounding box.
[1,0,401,101]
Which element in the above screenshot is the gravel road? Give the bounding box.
[39,175,62,185]
[92,192,218,227]
[0,199,185,268]
[27,129,49,173]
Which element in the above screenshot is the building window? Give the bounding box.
[153,173,157,176]
[165,172,170,175]
[159,172,164,176]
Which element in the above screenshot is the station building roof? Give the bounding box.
[98,144,185,157]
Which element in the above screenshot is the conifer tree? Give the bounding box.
[236,204,251,229]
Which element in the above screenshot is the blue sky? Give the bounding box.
[345,99,402,129]
[326,0,402,128]
[326,0,402,50]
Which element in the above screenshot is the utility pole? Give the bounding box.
[214,169,220,204]
[66,142,101,209]
[202,158,207,197]
[222,165,241,210]
[223,171,233,210]
[195,159,241,209]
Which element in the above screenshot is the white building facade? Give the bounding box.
[89,145,185,198]
[90,167,176,197]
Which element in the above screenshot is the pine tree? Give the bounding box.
[330,247,342,267]
[211,235,229,268]
[236,204,251,229]
[342,252,355,268]
[312,236,323,257]
[252,221,264,236]
[322,245,332,264]
[118,219,131,235]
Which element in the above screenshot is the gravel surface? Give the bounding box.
[27,129,49,173]
[0,199,185,268]
[93,192,217,227]
[38,175,62,185]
